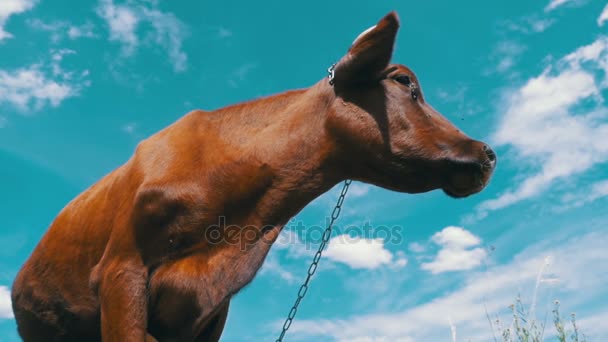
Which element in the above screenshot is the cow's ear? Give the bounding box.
[333,12,399,86]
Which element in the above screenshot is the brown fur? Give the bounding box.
[12,12,495,341]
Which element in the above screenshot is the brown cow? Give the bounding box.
[11,12,496,342]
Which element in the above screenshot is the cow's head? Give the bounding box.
[326,12,496,198]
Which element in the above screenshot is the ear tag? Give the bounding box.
[328,63,336,86]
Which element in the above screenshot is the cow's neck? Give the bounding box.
[208,80,341,226]
[204,79,345,241]
[191,80,349,305]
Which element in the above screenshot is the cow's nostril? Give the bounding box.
[483,145,496,163]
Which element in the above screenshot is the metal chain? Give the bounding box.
[275,179,352,342]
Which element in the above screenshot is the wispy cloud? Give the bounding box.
[421,226,487,274]
[0,49,89,111]
[598,3,608,27]
[501,16,555,34]
[485,40,527,76]
[544,0,583,12]
[347,183,371,198]
[577,310,608,338]
[27,19,64,42]
[0,286,13,319]
[435,85,484,118]
[97,0,139,54]
[28,19,96,42]
[473,36,608,219]
[121,122,137,134]
[560,179,608,209]
[277,231,608,341]
[0,0,37,41]
[526,18,554,33]
[216,26,232,39]
[141,7,187,72]
[96,0,188,72]
[260,249,296,284]
[68,22,96,39]
[408,242,426,254]
[259,230,312,284]
[274,229,314,260]
[228,62,257,88]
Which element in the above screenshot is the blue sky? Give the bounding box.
[1,0,607,341]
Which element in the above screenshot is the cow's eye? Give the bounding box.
[394,75,411,86]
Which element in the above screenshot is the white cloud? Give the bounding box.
[429,226,481,249]
[599,4,608,26]
[486,40,527,75]
[421,227,487,274]
[408,242,426,253]
[528,18,555,32]
[578,310,608,338]
[50,48,76,76]
[545,0,578,12]
[0,286,13,319]
[0,68,73,110]
[97,0,139,54]
[584,179,608,202]
[122,122,137,134]
[279,231,608,341]
[497,41,526,73]
[474,36,608,218]
[28,19,96,42]
[97,0,188,72]
[217,26,232,39]
[0,50,89,111]
[274,229,314,259]
[421,247,486,274]
[503,16,555,34]
[560,179,608,209]
[228,62,258,88]
[348,183,371,198]
[67,22,96,39]
[0,0,37,41]
[141,7,187,72]
[324,234,406,270]
[266,227,405,283]
[260,250,296,284]
[259,229,314,284]
[27,19,63,42]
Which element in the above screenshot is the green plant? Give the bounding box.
[487,297,586,342]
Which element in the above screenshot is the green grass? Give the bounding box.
[487,296,587,342]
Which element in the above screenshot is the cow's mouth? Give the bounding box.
[442,159,494,198]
